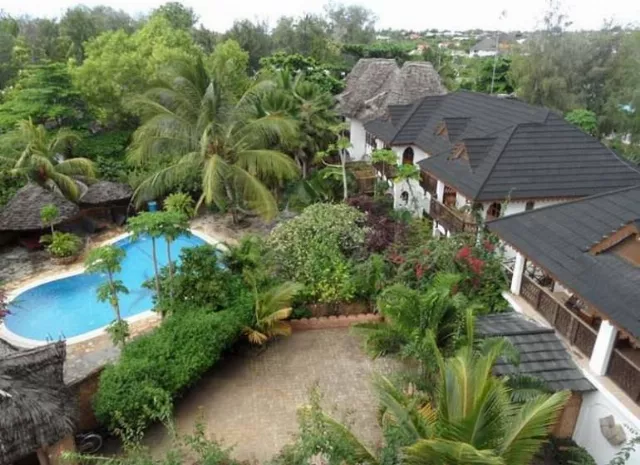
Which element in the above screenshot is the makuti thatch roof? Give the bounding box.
[0,183,79,232]
[0,341,76,465]
[337,59,447,122]
[79,181,133,206]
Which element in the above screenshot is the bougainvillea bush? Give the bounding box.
[388,233,508,312]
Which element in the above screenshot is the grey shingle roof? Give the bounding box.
[487,186,640,338]
[476,313,594,392]
[365,91,640,201]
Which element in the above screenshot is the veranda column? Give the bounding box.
[589,320,618,376]
[436,180,445,202]
[510,252,526,295]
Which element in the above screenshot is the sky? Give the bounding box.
[1,0,639,32]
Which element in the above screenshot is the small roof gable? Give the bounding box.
[488,186,640,338]
[476,313,594,392]
[0,184,79,231]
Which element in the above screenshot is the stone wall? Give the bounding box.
[290,313,382,331]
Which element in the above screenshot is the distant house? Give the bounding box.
[363,91,640,237]
[469,33,514,57]
[336,59,446,161]
[488,187,640,464]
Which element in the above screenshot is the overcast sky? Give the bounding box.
[1,0,638,32]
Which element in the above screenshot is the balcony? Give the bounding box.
[505,265,640,409]
[429,198,478,234]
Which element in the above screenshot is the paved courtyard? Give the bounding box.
[144,328,399,463]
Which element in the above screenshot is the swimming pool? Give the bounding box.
[4,232,208,343]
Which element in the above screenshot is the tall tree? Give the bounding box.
[223,19,272,72]
[207,39,250,99]
[127,58,299,222]
[72,15,202,123]
[151,2,198,30]
[2,119,95,200]
[0,63,84,129]
[324,2,377,44]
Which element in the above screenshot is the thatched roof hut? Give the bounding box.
[79,181,133,206]
[0,341,76,465]
[0,184,79,232]
[337,59,447,122]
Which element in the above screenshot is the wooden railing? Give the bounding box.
[420,172,438,196]
[607,350,640,403]
[429,198,478,234]
[506,266,598,358]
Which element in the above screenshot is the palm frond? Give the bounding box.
[498,390,570,465]
[230,165,279,221]
[56,157,96,177]
[404,438,504,465]
[235,149,299,183]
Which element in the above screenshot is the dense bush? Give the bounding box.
[41,232,83,258]
[154,245,246,311]
[94,302,252,432]
[75,129,132,160]
[267,203,366,303]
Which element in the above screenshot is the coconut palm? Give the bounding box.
[255,71,339,178]
[313,317,570,465]
[127,58,300,223]
[2,119,95,201]
[244,280,303,345]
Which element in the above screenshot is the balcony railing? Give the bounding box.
[607,349,640,403]
[429,198,478,234]
[504,266,598,358]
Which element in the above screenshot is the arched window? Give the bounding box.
[400,191,409,205]
[402,147,414,165]
[525,201,535,211]
[486,202,502,220]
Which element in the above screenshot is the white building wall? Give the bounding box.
[391,145,430,216]
[348,118,367,161]
[574,390,640,465]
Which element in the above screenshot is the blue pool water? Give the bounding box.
[6,233,207,341]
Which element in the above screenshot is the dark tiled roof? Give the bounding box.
[476,313,594,392]
[487,186,640,338]
[365,91,640,201]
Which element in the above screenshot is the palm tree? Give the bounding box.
[244,280,303,345]
[315,316,570,465]
[2,119,95,201]
[127,58,300,223]
[256,71,339,178]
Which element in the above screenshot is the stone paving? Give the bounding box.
[144,329,399,463]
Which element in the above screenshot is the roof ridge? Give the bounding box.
[390,96,433,144]
[487,184,640,225]
[474,125,520,201]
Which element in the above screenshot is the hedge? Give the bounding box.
[93,299,252,432]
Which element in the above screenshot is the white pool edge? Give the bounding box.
[1,228,223,348]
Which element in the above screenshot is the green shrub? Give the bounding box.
[75,130,132,160]
[94,302,252,432]
[41,232,83,258]
[154,245,246,311]
[267,203,366,304]
[163,192,195,218]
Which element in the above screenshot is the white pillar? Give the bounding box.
[436,180,445,202]
[348,118,366,161]
[510,252,526,295]
[589,320,618,376]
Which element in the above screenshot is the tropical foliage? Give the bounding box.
[127,58,299,221]
[1,119,95,200]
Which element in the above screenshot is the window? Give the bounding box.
[525,201,535,211]
[443,186,456,207]
[402,147,415,165]
[487,202,502,220]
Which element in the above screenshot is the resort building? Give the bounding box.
[488,186,640,465]
[363,91,640,237]
[337,58,446,162]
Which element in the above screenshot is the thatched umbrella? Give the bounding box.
[0,341,76,465]
[0,184,79,232]
[79,181,133,206]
